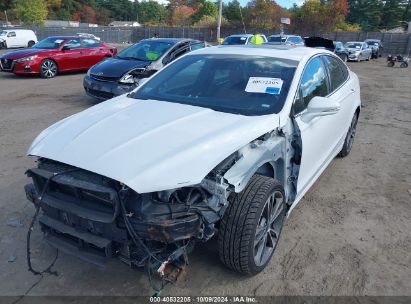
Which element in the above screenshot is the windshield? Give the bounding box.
[345,42,362,49]
[222,36,248,45]
[0,31,6,36]
[269,36,286,43]
[133,54,297,116]
[116,40,172,61]
[33,37,65,49]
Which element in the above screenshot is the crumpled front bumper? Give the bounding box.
[25,166,201,267]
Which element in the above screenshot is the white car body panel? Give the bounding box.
[28,97,279,193]
[28,45,361,212]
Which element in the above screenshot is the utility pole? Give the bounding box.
[217,0,223,41]
[4,10,9,25]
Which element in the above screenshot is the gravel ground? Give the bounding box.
[0,50,410,297]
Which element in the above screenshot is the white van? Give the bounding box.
[0,29,38,49]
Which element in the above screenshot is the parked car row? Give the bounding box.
[23,37,362,292]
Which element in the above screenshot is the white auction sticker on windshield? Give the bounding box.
[245,77,283,95]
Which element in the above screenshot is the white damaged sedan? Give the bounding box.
[25,45,361,283]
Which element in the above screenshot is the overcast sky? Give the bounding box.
[149,0,303,9]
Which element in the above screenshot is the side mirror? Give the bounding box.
[61,45,70,51]
[303,96,340,120]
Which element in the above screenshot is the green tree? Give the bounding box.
[192,1,218,23]
[223,0,242,23]
[96,0,134,21]
[135,0,167,25]
[14,0,48,26]
[347,0,383,31]
[381,0,403,28]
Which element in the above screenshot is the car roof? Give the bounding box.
[140,38,196,44]
[2,29,33,32]
[47,36,83,40]
[227,34,253,38]
[269,34,301,38]
[191,44,329,62]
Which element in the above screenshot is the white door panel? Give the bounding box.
[295,55,354,196]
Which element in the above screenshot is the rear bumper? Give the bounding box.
[25,166,201,267]
[83,75,135,100]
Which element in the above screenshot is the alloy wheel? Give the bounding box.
[41,60,57,78]
[253,190,285,267]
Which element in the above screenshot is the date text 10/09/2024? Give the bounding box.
[150,296,257,303]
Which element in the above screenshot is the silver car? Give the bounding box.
[345,41,372,62]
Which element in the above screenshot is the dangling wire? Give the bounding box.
[26,168,78,277]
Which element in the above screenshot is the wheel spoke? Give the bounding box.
[255,233,267,264]
[254,224,266,246]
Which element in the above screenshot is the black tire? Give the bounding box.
[0,41,6,49]
[400,62,408,68]
[40,59,58,78]
[28,40,35,47]
[341,54,348,63]
[338,112,359,158]
[218,175,286,275]
[387,61,394,67]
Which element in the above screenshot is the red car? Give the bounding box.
[0,36,117,78]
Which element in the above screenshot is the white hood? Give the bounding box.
[28,97,279,193]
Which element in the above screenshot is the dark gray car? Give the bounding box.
[84,38,206,100]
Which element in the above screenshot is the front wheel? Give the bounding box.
[387,61,394,67]
[28,40,35,47]
[40,59,58,78]
[341,54,348,63]
[400,62,408,68]
[338,112,359,158]
[0,41,6,49]
[218,175,286,275]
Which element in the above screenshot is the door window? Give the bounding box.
[64,39,82,49]
[323,56,348,92]
[171,45,190,61]
[7,32,16,37]
[190,42,205,51]
[81,38,100,48]
[294,56,329,114]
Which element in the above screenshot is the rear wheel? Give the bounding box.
[341,54,348,63]
[218,175,286,275]
[40,59,58,78]
[387,61,394,67]
[338,112,359,158]
[400,62,408,68]
[28,40,35,47]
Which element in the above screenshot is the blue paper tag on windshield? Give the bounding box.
[265,87,280,95]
